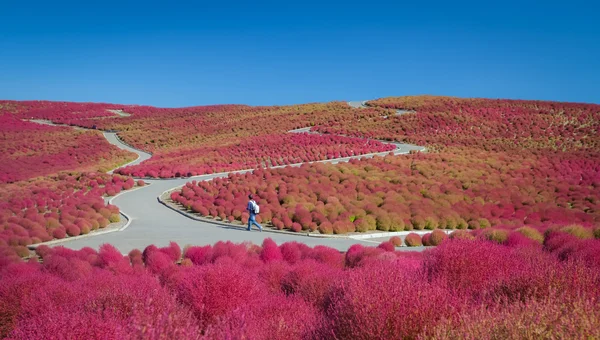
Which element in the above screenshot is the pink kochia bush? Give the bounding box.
[115,132,394,178]
[1,237,599,339]
[173,148,600,235]
[0,172,139,259]
[0,114,135,183]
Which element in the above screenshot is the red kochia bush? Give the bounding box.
[3,267,200,339]
[422,240,542,297]
[281,259,341,308]
[184,245,213,266]
[205,293,319,340]
[404,233,423,246]
[321,261,455,339]
[377,241,395,252]
[429,229,448,246]
[163,262,266,331]
[2,238,600,338]
[143,248,174,274]
[279,242,306,265]
[389,236,402,247]
[259,238,283,263]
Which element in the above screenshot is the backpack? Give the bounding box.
[252,201,260,214]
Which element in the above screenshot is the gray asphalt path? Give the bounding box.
[347,100,415,115]
[106,109,131,117]
[28,102,427,253]
[103,132,152,169]
[348,100,368,108]
[63,177,384,252]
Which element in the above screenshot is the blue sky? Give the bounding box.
[1,0,598,107]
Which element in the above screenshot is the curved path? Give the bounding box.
[29,103,426,253]
[348,100,415,115]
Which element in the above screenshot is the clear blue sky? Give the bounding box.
[1,0,598,107]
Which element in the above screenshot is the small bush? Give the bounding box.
[109,214,121,223]
[389,236,402,247]
[450,230,474,240]
[66,225,80,237]
[429,230,448,246]
[160,242,182,262]
[184,245,213,266]
[405,233,422,247]
[422,233,432,246]
[15,246,30,258]
[377,241,395,252]
[260,238,283,263]
[318,221,333,234]
[560,225,594,239]
[480,229,509,244]
[271,218,284,230]
[98,217,110,228]
[515,226,544,243]
[52,227,67,239]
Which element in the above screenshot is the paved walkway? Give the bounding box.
[27,102,427,253]
[347,100,415,115]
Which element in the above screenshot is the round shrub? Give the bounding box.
[478,218,491,229]
[52,227,66,239]
[90,220,100,231]
[388,214,406,232]
[260,238,283,263]
[505,231,541,248]
[375,213,392,231]
[136,179,145,186]
[515,226,544,243]
[332,221,349,234]
[480,229,509,244]
[456,218,468,229]
[184,245,213,266]
[405,233,422,247]
[422,233,432,246]
[66,225,81,237]
[389,236,402,247]
[560,225,594,239]
[271,218,284,230]
[109,214,120,223]
[411,217,426,230]
[468,220,480,229]
[450,230,474,240]
[355,216,376,233]
[424,216,439,230]
[429,230,448,246]
[318,221,334,234]
[98,217,110,228]
[80,225,91,235]
[15,246,30,258]
[191,202,205,214]
[377,241,395,252]
[291,223,302,233]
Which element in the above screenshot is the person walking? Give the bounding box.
[247,194,263,232]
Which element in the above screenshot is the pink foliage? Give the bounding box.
[259,238,283,263]
[1,237,600,338]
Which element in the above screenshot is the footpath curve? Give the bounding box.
[29,103,427,253]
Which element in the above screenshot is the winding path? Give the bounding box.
[348,100,415,115]
[29,103,427,253]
